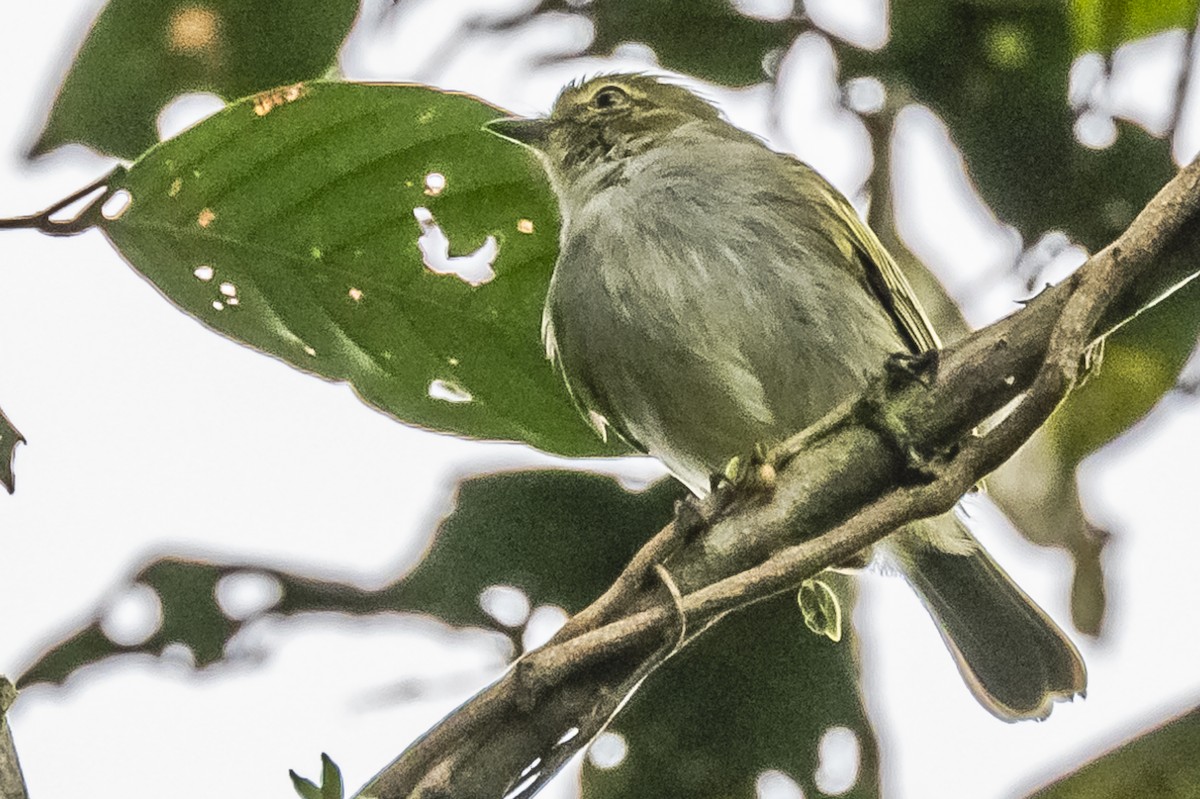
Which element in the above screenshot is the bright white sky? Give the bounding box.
[2,1,1200,798]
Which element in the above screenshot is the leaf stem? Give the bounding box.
[0,170,122,237]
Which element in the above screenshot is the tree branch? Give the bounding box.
[355,158,1200,799]
[0,678,29,799]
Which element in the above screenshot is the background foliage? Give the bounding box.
[4,0,1200,797]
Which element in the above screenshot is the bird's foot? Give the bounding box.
[713,442,778,496]
[856,350,952,483]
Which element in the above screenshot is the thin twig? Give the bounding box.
[1168,21,1198,144]
[0,171,121,237]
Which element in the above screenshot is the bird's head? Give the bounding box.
[485,74,723,194]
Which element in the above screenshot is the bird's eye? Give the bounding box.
[591,86,630,111]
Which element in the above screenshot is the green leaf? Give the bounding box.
[0,406,23,494]
[99,82,622,458]
[388,472,682,622]
[34,0,360,158]
[290,771,323,799]
[320,754,345,799]
[1028,705,1200,797]
[17,559,239,687]
[1070,0,1199,54]
[584,583,878,799]
[18,471,680,686]
[798,578,843,643]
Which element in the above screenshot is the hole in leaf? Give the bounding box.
[212,301,225,311]
[429,379,472,404]
[219,281,237,297]
[517,218,535,234]
[100,583,163,646]
[756,770,805,799]
[424,172,447,196]
[814,726,860,795]
[588,732,627,770]
[1069,53,1107,111]
[523,605,568,650]
[844,76,886,115]
[348,287,364,302]
[194,265,214,281]
[478,584,531,627]
[161,642,196,667]
[101,190,132,221]
[157,92,225,141]
[215,572,283,620]
[1074,110,1117,149]
[731,0,793,21]
[413,207,497,286]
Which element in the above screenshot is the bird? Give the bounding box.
[485,73,1086,721]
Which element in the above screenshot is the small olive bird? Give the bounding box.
[486,74,1086,720]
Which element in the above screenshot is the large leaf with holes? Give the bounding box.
[1028,704,1200,797]
[1070,0,1199,54]
[17,469,878,799]
[19,470,680,685]
[33,0,360,159]
[99,81,623,457]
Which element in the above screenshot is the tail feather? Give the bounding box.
[893,521,1087,721]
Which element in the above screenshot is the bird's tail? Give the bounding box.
[890,517,1087,721]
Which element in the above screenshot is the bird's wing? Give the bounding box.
[797,164,943,355]
[848,210,943,354]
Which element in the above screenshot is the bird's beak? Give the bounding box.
[484,117,552,148]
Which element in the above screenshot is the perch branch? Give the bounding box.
[0,678,29,799]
